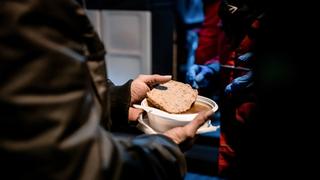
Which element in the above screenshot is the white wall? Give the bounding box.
[86,10,152,85]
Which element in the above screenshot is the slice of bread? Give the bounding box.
[146,80,198,114]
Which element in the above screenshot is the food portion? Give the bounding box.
[146,80,198,114]
[181,101,211,114]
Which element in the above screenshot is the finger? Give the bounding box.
[186,73,196,86]
[128,107,144,121]
[190,64,200,73]
[195,71,206,82]
[185,110,214,134]
[142,74,172,87]
[186,71,195,81]
[187,65,198,78]
[192,81,199,89]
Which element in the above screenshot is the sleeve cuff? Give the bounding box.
[108,80,132,131]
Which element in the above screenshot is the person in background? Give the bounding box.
[185,0,265,178]
[176,0,205,81]
[234,0,314,178]
[0,0,213,179]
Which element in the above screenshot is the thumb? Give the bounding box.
[142,74,172,87]
[195,70,206,82]
[185,110,214,135]
[128,107,144,121]
[195,66,214,82]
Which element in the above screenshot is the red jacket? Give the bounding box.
[195,0,263,177]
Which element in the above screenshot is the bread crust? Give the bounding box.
[146,80,198,114]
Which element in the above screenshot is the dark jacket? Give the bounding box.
[0,0,186,179]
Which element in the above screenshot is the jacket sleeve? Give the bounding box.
[86,60,132,130]
[0,0,187,179]
[72,0,131,129]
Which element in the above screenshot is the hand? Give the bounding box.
[186,63,219,88]
[128,107,143,122]
[130,74,172,105]
[238,52,253,62]
[225,71,253,94]
[163,110,214,144]
[186,64,213,88]
[129,74,171,121]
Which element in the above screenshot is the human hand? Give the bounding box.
[238,52,253,62]
[186,63,220,88]
[225,71,253,94]
[129,74,171,121]
[163,110,214,144]
[128,107,144,122]
[131,74,172,104]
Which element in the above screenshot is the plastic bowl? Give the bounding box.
[140,95,218,132]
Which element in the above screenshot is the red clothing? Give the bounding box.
[195,0,260,177]
[195,0,229,65]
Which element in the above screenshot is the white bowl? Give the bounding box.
[140,95,218,132]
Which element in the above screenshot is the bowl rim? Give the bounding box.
[140,95,218,122]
